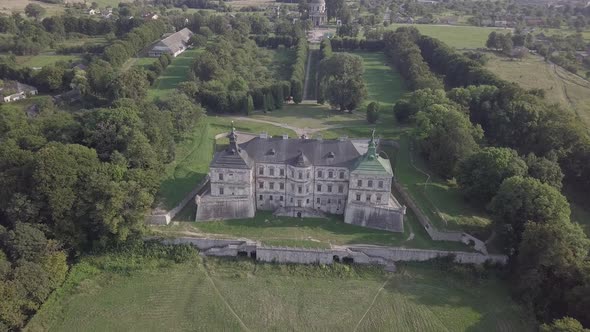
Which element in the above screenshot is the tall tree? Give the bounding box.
[318,53,367,111]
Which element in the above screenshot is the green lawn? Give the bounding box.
[148,48,202,99]
[27,256,534,331]
[250,104,366,129]
[387,24,510,49]
[13,54,81,68]
[269,47,296,81]
[355,51,407,108]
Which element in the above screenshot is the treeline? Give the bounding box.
[329,37,384,52]
[0,93,204,329]
[103,20,167,67]
[382,28,443,91]
[185,33,292,113]
[389,27,590,328]
[152,0,220,10]
[251,35,298,49]
[290,38,307,104]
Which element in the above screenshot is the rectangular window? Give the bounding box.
[328,171,333,178]
[316,197,320,204]
[328,199,331,204]
[269,195,273,201]
[306,199,310,204]
[368,180,373,188]
[318,170,323,178]
[291,170,294,177]
[366,194,371,202]
[377,194,382,202]
[280,196,284,201]
[328,185,332,193]
[218,173,223,180]
[298,200,302,207]
[298,172,302,179]
[280,183,284,190]
[219,187,224,195]
[270,168,274,176]
[290,197,294,203]
[306,186,309,193]
[307,172,310,179]
[259,182,264,189]
[298,186,302,194]
[356,194,361,201]
[339,171,344,179]
[259,195,263,200]
[338,185,344,193]
[291,184,295,191]
[357,180,362,187]
[317,184,321,192]
[270,182,274,190]
[378,181,384,188]
[259,167,264,175]
[280,168,285,176]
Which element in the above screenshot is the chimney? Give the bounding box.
[282,134,289,139]
[339,136,348,141]
[316,134,323,141]
[259,132,268,139]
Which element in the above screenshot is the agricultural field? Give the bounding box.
[26,256,534,331]
[387,24,510,49]
[485,53,590,128]
[0,0,63,15]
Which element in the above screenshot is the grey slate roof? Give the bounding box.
[210,147,253,169]
[238,137,363,168]
[152,28,193,54]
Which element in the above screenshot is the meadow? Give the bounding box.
[485,52,590,128]
[26,255,534,332]
[13,54,81,68]
[386,24,510,49]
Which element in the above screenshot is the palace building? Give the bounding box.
[195,125,405,232]
[308,0,327,27]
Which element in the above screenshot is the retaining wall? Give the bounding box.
[148,175,210,225]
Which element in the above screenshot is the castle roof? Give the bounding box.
[239,137,362,168]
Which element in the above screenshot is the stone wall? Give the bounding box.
[148,175,210,225]
[195,190,255,221]
[164,237,508,266]
[344,197,405,232]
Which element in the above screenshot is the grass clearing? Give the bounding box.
[269,47,295,81]
[12,54,81,68]
[27,255,533,332]
[250,104,366,129]
[387,24,510,49]
[485,53,590,128]
[148,48,202,100]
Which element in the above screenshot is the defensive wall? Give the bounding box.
[164,237,508,266]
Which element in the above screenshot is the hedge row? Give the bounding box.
[290,38,308,104]
[329,37,384,52]
[251,35,298,49]
[382,29,443,91]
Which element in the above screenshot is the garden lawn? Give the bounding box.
[250,104,366,129]
[148,48,202,99]
[387,24,510,49]
[26,257,534,332]
[269,47,296,81]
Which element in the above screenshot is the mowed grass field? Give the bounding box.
[485,53,590,128]
[387,24,510,49]
[26,257,534,332]
[13,54,81,68]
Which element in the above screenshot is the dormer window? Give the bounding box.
[327,152,335,159]
[268,148,276,155]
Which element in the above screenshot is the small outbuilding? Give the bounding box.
[148,28,194,58]
[0,81,38,103]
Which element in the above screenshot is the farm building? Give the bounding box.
[148,28,194,57]
[0,81,38,103]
